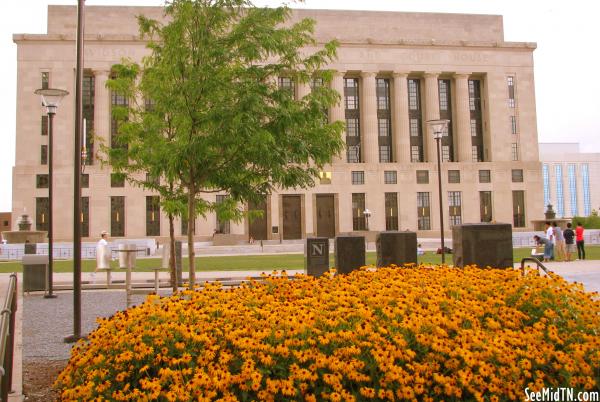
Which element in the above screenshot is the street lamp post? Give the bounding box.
[363,208,372,231]
[426,119,450,264]
[35,88,69,299]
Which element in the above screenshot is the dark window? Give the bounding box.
[215,194,231,234]
[345,78,361,163]
[41,145,47,165]
[416,170,429,184]
[417,192,431,230]
[111,76,129,151]
[468,79,484,162]
[511,116,517,134]
[41,116,48,136]
[181,216,195,236]
[512,190,525,227]
[507,76,515,108]
[146,196,160,236]
[278,77,295,97]
[311,77,324,89]
[111,196,125,237]
[384,171,397,184]
[408,78,423,162]
[110,173,125,188]
[146,173,160,187]
[480,191,492,222]
[81,196,89,238]
[351,171,364,185]
[411,146,421,163]
[385,192,398,231]
[448,191,462,226]
[479,170,491,183]
[36,197,49,231]
[36,174,49,189]
[448,170,460,184]
[41,72,49,90]
[352,193,366,231]
[81,174,89,188]
[377,78,392,162]
[145,98,156,112]
[512,169,524,183]
[511,143,519,161]
[438,79,454,161]
[83,72,95,165]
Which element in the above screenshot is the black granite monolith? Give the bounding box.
[305,237,329,276]
[334,236,365,275]
[452,223,513,268]
[376,231,417,267]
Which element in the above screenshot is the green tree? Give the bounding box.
[107,0,344,289]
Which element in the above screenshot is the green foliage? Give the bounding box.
[103,0,344,287]
[572,215,600,229]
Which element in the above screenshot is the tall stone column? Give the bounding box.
[330,71,345,164]
[361,71,378,164]
[454,73,472,162]
[392,72,410,163]
[424,72,441,163]
[94,70,111,163]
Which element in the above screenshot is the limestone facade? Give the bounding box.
[12,6,543,241]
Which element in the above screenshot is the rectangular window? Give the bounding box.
[479,170,491,183]
[470,119,477,137]
[542,164,551,208]
[215,194,231,234]
[448,191,462,226]
[81,196,89,238]
[83,72,95,165]
[311,77,324,89]
[512,190,525,227]
[41,72,49,90]
[376,78,390,110]
[36,174,49,189]
[568,164,578,216]
[411,146,421,163]
[438,79,454,161]
[582,164,591,215]
[384,171,397,184]
[146,196,160,236]
[352,193,366,231]
[448,170,460,184]
[146,173,160,187]
[110,173,125,188]
[480,191,492,223]
[111,196,125,237]
[351,171,365,185]
[345,78,361,163]
[409,119,419,137]
[511,143,519,161]
[439,80,449,111]
[81,174,89,188]
[41,145,47,165]
[507,76,515,108]
[379,146,391,163]
[408,79,420,110]
[36,197,49,231]
[469,79,484,161]
[510,115,517,134]
[41,116,48,136]
[511,169,524,183]
[377,118,389,137]
[278,77,295,97]
[555,165,564,217]
[319,171,332,185]
[441,146,450,162]
[408,78,424,162]
[417,192,431,230]
[416,170,429,184]
[377,79,393,162]
[472,146,479,162]
[385,192,399,231]
[111,77,129,151]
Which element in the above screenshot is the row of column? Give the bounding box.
[328,71,476,164]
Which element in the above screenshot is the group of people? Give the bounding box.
[534,222,586,262]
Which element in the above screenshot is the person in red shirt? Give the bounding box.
[575,222,585,260]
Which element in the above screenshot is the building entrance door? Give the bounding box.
[282,195,302,240]
[248,198,268,240]
[316,194,335,238]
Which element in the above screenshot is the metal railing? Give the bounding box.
[520,257,550,276]
[0,273,17,402]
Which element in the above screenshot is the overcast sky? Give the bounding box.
[1,0,599,212]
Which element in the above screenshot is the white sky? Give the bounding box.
[1,0,599,212]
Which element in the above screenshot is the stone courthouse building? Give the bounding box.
[12,5,543,242]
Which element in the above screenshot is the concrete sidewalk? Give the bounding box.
[1,260,599,401]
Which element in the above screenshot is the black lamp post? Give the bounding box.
[427,119,450,264]
[35,88,69,299]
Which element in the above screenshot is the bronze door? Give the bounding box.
[282,195,302,240]
[316,194,335,238]
[248,199,268,240]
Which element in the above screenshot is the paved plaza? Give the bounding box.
[0,260,598,401]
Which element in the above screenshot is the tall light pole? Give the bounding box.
[427,119,450,264]
[363,208,372,231]
[65,0,85,343]
[35,88,69,299]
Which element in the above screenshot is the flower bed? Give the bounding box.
[55,267,600,401]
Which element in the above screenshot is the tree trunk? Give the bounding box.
[168,212,177,293]
[187,186,196,289]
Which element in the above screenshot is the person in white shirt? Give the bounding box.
[417,244,425,256]
[545,222,555,260]
[94,231,111,281]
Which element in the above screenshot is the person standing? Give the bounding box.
[563,223,576,262]
[545,222,555,260]
[575,222,585,260]
[552,222,565,261]
[94,230,111,281]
